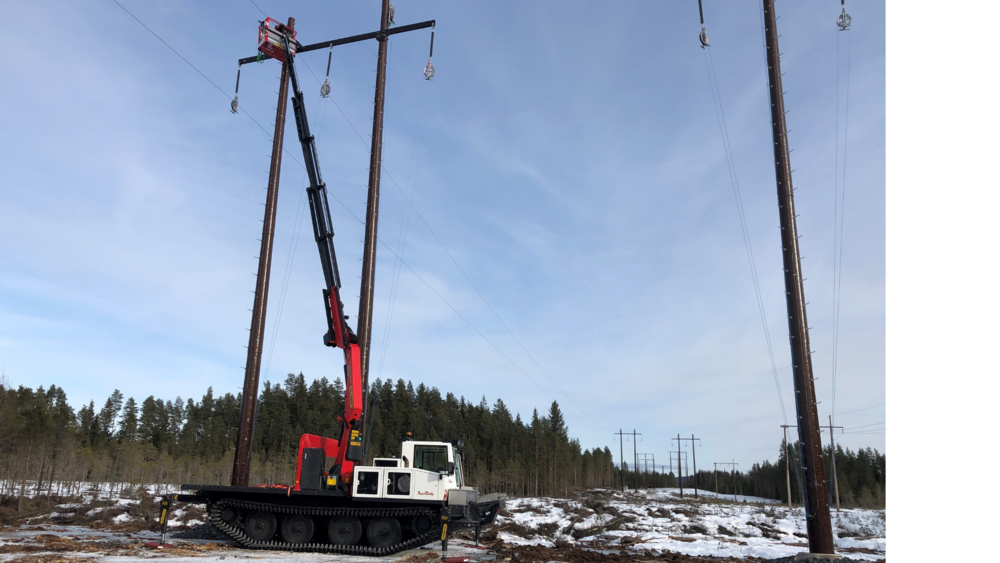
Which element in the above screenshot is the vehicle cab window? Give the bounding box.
[413,444,449,472]
[455,454,465,488]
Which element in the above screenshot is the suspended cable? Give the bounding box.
[111,0,278,142]
[261,95,331,384]
[116,1,600,432]
[842,421,884,431]
[834,402,884,417]
[831,15,853,423]
[700,1,787,425]
[315,52,598,431]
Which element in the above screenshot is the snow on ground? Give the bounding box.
[495,488,885,561]
[1,480,180,504]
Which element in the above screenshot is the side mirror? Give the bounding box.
[439,462,455,476]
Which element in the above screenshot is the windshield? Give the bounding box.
[455,454,464,488]
[413,445,449,472]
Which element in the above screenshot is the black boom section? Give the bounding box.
[281,40,351,347]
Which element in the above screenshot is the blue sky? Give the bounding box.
[0,1,884,469]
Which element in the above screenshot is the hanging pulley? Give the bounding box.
[423,25,435,80]
[320,45,333,98]
[837,7,852,31]
[231,65,241,114]
[699,26,709,48]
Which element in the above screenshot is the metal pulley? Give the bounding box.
[423,26,435,80]
[837,7,852,31]
[320,46,333,98]
[699,26,709,48]
[231,65,241,114]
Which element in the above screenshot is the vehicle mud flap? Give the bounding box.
[475,499,502,526]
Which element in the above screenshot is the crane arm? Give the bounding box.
[281,36,364,489]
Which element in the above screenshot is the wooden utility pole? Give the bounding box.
[638,454,654,488]
[781,425,795,509]
[673,435,701,497]
[670,451,687,496]
[828,416,843,512]
[716,461,738,503]
[231,16,294,488]
[614,430,626,492]
[631,430,642,492]
[761,0,834,553]
[356,0,393,439]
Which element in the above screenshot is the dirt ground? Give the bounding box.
[493,543,761,563]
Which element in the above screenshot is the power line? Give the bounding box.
[304,34,595,427]
[248,0,267,18]
[113,1,599,432]
[842,421,884,431]
[111,0,274,142]
[702,21,786,425]
[834,402,884,417]
[831,22,854,422]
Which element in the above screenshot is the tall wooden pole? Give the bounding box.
[231,17,294,488]
[357,0,392,441]
[761,0,834,553]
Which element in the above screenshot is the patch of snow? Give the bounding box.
[496,488,885,561]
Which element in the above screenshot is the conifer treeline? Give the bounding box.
[0,374,615,500]
[0,376,884,509]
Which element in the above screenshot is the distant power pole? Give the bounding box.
[675,434,683,497]
[614,430,626,493]
[827,416,844,512]
[670,451,687,496]
[713,462,719,496]
[637,453,651,488]
[632,430,642,492]
[673,434,701,497]
[715,461,738,503]
[781,425,795,509]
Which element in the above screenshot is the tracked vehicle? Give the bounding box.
[167,17,503,556]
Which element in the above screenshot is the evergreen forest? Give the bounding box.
[0,375,885,509]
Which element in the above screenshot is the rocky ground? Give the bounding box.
[0,485,884,562]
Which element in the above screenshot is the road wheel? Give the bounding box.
[327,515,362,546]
[220,506,237,523]
[281,514,314,544]
[366,516,401,549]
[411,513,433,535]
[245,510,277,542]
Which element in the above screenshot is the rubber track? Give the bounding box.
[209,498,439,556]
